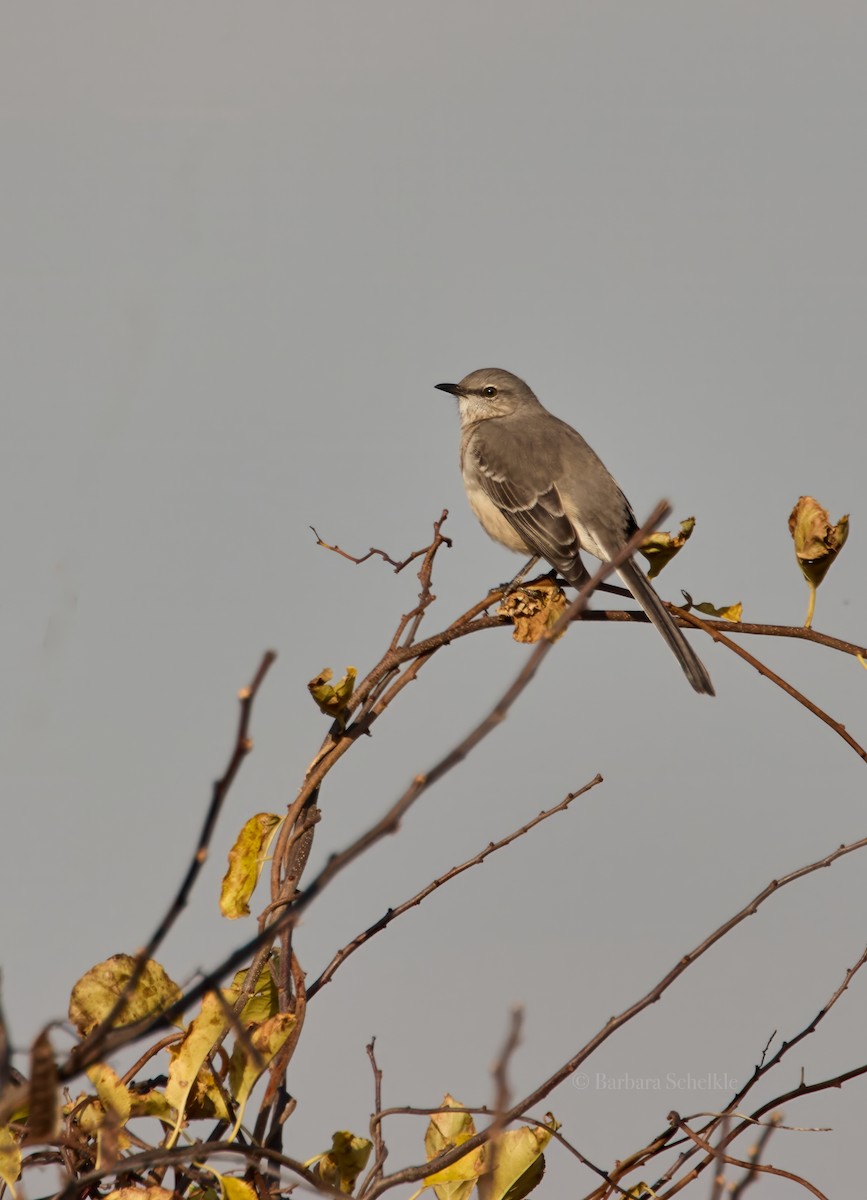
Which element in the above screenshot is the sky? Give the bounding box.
[2,4,866,1197]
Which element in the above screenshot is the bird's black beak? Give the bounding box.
[435,382,461,396]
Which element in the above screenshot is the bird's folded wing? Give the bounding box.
[469,442,585,579]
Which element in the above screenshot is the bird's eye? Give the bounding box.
[482,386,498,398]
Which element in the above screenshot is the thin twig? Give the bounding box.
[667,1112,828,1200]
[698,945,867,1144]
[607,946,867,1194]
[310,520,451,574]
[489,1008,524,1165]
[66,651,277,1077]
[307,779,601,999]
[677,608,867,764]
[581,611,867,661]
[359,1039,388,1194]
[730,1115,781,1198]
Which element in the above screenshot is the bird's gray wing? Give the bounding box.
[466,430,589,586]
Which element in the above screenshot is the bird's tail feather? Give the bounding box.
[616,558,715,696]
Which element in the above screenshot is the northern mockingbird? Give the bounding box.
[435,368,714,695]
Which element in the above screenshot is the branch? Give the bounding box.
[65,651,277,1076]
[490,1007,523,1144]
[310,518,451,574]
[667,1112,828,1200]
[676,608,867,764]
[599,946,867,1193]
[580,611,867,661]
[360,1039,388,1193]
[306,778,602,999]
[730,1115,781,1199]
[362,831,867,1199]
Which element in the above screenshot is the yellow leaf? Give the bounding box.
[0,1126,21,1198]
[425,1095,477,1157]
[639,518,696,580]
[308,666,357,728]
[127,1089,174,1122]
[309,1130,372,1194]
[499,580,568,643]
[183,1069,231,1122]
[220,813,282,919]
[227,965,280,1026]
[693,600,743,622]
[425,1148,487,1186]
[106,1190,177,1200]
[226,1012,296,1140]
[499,1153,544,1200]
[86,1064,132,1125]
[424,1097,482,1200]
[217,1176,258,1200]
[69,956,183,1036]
[477,1122,556,1200]
[165,992,231,1143]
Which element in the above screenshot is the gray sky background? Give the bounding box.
[3,4,866,1196]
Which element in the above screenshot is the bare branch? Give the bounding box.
[489,1007,523,1154]
[63,651,277,1078]
[307,778,601,999]
[667,1112,828,1200]
[310,515,452,574]
[730,1115,782,1199]
[360,1038,388,1194]
[581,610,867,661]
[677,608,867,764]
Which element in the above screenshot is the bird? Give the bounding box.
[435,368,714,695]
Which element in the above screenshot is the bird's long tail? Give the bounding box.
[616,558,715,695]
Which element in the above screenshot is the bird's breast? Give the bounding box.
[463,478,531,553]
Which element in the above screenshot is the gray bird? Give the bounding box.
[435,368,714,695]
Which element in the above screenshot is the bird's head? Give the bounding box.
[435,368,540,423]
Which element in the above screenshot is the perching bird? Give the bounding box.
[435,368,714,695]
